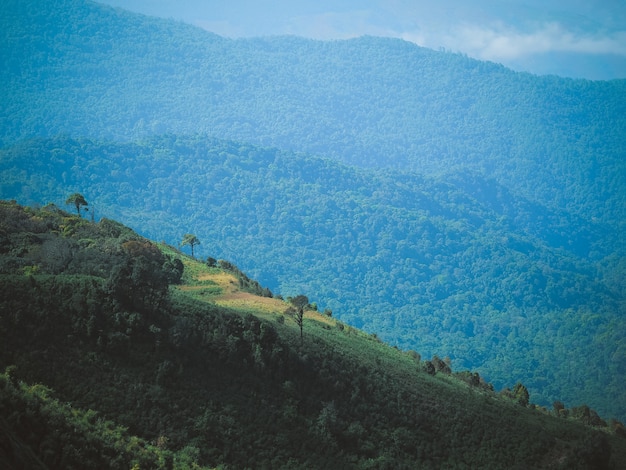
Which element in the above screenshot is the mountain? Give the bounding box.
[2,0,625,225]
[2,135,625,426]
[1,201,626,469]
[98,0,626,80]
[1,0,625,427]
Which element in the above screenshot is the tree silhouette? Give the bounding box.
[289,295,309,343]
[512,382,530,407]
[181,234,200,258]
[65,193,88,216]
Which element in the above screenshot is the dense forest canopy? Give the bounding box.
[1,201,625,469]
[2,136,625,424]
[99,0,626,80]
[1,1,625,223]
[0,0,625,427]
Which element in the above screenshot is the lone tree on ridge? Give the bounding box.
[65,193,88,216]
[181,233,200,258]
[289,295,309,343]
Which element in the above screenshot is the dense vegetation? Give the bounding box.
[1,0,625,445]
[0,369,185,469]
[1,201,626,469]
[2,0,625,224]
[1,135,624,424]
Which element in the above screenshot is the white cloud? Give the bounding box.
[404,22,626,61]
[99,0,626,78]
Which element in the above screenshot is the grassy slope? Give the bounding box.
[167,249,626,468]
[1,204,626,468]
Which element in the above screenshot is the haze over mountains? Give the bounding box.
[100,0,626,80]
[1,0,625,426]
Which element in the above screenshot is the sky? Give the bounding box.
[99,0,626,80]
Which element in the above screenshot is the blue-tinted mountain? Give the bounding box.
[2,135,625,424]
[2,0,625,223]
[1,0,625,423]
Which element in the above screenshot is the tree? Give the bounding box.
[65,193,88,216]
[289,295,309,343]
[423,360,436,375]
[431,355,451,374]
[108,240,172,311]
[553,400,567,417]
[512,382,530,407]
[571,405,607,427]
[181,234,200,258]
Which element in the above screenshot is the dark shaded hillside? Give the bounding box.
[1,201,626,469]
[1,0,625,227]
[1,136,624,424]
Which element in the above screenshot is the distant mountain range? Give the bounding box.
[99,0,626,80]
[1,0,625,424]
[2,1,625,221]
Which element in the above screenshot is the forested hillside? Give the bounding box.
[1,136,625,424]
[1,0,625,430]
[2,201,626,469]
[2,0,625,226]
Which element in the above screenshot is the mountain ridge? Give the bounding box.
[2,0,625,226]
[2,135,624,423]
[1,200,626,469]
[2,0,625,225]
[1,0,625,439]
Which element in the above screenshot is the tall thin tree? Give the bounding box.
[181,233,200,258]
[290,295,309,343]
[65,193,88,216]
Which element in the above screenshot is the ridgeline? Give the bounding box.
[1,200,625,469]
[1,0,626,462]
